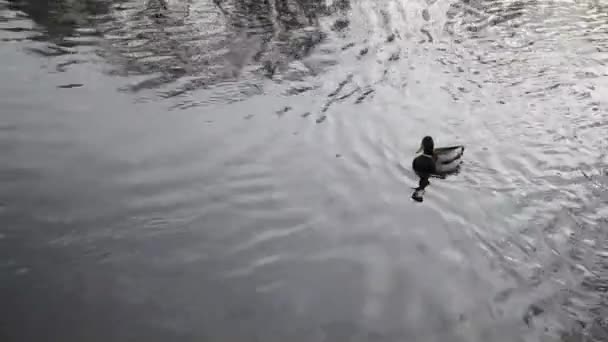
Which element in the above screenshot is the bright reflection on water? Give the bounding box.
[1,0,608,341]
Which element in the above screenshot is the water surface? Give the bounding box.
[1,0,608,341]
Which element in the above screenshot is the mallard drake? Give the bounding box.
[412,136,464,201]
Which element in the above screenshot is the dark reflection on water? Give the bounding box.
[3,0,342,106]
[2,0,608,341]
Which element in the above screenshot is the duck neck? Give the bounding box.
[422,148,434,157]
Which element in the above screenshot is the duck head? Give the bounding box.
[416,136,434,155]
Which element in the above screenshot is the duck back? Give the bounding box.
[434,146,464,163]
[434,145,464,174]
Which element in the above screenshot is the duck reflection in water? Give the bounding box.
[412,136,464,202]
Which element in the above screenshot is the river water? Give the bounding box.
[1,0,607,341]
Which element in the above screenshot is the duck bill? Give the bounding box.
[416,145,423,153]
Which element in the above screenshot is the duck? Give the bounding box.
[411,136,464,202]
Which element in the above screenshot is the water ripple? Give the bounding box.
[2,0,608,341]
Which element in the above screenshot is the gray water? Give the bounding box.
[1,0,608,341]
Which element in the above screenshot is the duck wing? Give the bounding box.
[435,159,462,175]
[433,145,464,175]
[434,145,464,165]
